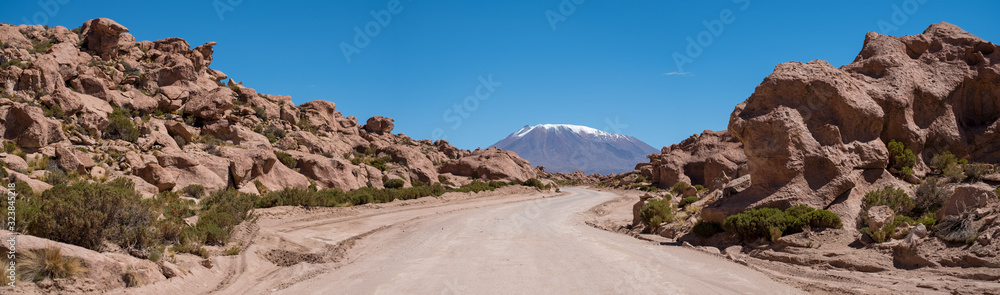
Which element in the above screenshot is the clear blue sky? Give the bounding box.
[3,1,998,150]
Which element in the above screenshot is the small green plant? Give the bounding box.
[523,178,549,189]
[275,151,297,169]
[862,185,914,215]
[966,163,994,181]
[254,180,268,194]
[930,151,967,182]
[913,177,949,216]
[173,135,187,149]
[105,107,141,142]
[224,245,242,256]
[670,181,690,196]
[692,221,722,238]
[384,179,405,189]
[640,199,674,230]
[887,140,916,176]
[181,184,206,199]
[680,196,699,208]
[29,39,53,54]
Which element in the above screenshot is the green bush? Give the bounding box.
[487,181,508,188]
[105,107,141,142]
[640,199,674,230]
[384,179,405,189]
[930,151,967,182]
[452,180,497,193]
[173,135,187,149]
[914,177,949,216]
[863,185,914,215]
[887,140,916,176]
[24,178,155,250]
[723,207,789,242]
[966,163,994,181]
[670,181,690,196]
[275,151,297,169]
[722,205,841,242]
[523,178,548,189]
[181,184,206,199]
[191,189,256,245]
[801,209,842,229]
[679,196,699,208]
[692,221,722,238]
[40,170,70,186]
[260,125,285,143]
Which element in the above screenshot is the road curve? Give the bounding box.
[277,187,803,294]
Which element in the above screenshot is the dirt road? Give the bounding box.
[273,188,802,294]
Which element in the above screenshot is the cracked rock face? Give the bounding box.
[695,23,1000,225]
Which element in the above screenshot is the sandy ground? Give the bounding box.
[115,186,801,294]
[586,187,1000,295]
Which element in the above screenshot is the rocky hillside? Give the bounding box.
[0,18,537,197]
[491,124,658,174]
[608,23,1000,275]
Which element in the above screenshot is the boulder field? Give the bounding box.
[0,18,537,197]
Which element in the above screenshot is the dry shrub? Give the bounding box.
[20,246,87,282]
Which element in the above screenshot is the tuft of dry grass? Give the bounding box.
[20,246,87,282]
[122,266,142,288]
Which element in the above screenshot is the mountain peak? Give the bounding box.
[512,124,622,139]
[493,124,658,174]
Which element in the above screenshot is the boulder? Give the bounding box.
[298,154,367,190]
[135,163,176,191]
[183,87,234,120]
[160,261,184,278]
[153,53,197,86]
[253,161,311,192]
[363,116,395,134]
[0,25,32,49]
[439,148,537,182]
[297,100,343,133]
[200,120,270,147]
[937,183,997,220]
[10,170,53,192]
[153,37,190,54]
[701,23,1000,226]
[867,205,894,231]
[79,18,133,59]
[164,120,197,143]
[643,130,746,191]
[1,103,66,150]
[1,153,29,171]
[55,144,87,174]
[383,145,438,184]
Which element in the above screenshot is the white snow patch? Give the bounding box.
[511,124,627,139]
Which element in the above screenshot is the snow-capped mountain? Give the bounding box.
[491,124,659,174]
